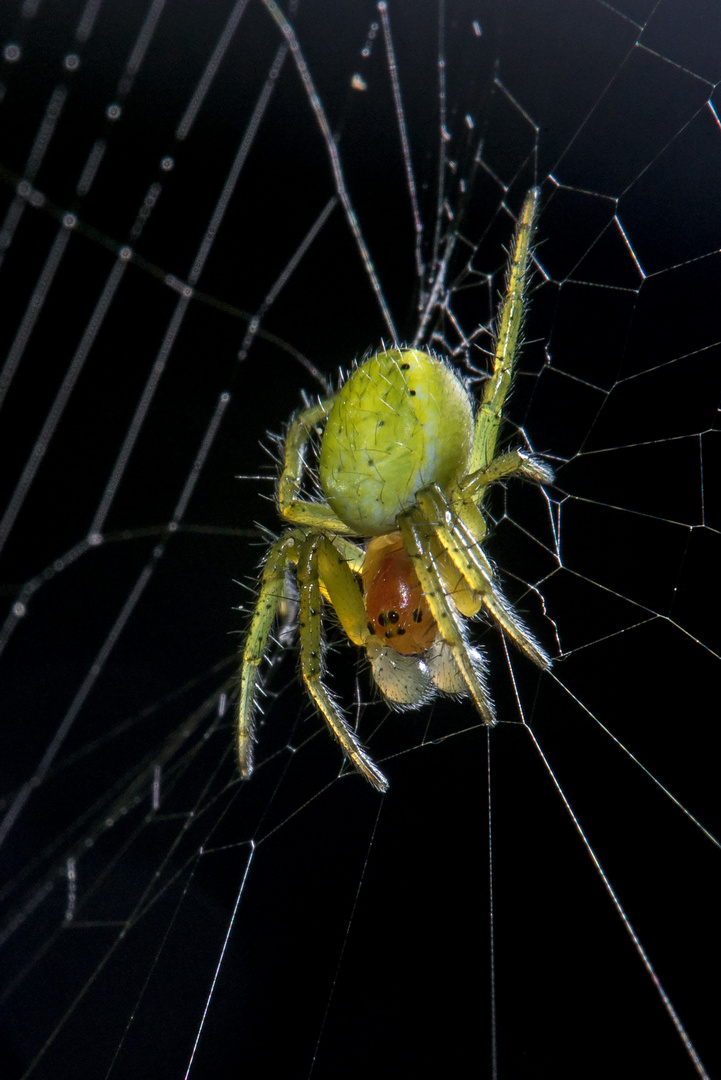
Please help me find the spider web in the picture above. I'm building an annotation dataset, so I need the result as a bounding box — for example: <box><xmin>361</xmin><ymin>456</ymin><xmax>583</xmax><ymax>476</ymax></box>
<box><xmin>0</xmin><ymin>0</ymin><xmax>719</xmax><ymax>1077</ymax></box>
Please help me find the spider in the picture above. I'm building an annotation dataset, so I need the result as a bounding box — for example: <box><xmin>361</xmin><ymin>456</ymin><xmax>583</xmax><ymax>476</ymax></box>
<box><xmin>238</xmin><ymin>188</ymin><xmax>553</xmax><ymax>792</ymax></box>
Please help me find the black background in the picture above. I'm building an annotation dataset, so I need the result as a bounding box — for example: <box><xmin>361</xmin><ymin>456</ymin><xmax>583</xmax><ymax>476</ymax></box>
<box><xmin>1</xmin><ymin>1</ymin><xmax>720</xmax><ymax>1077</ymax></box>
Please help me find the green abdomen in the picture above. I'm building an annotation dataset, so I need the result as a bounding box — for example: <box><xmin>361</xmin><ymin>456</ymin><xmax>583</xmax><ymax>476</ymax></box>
<box><xmin>319</xmin><ymin>349</ymin><xmax>474</xmax><ymax>535</ymax></box>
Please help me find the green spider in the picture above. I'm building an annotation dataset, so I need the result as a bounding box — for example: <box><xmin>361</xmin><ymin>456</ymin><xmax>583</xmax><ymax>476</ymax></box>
<box><xmin>238</xmin><ymin>189</ymin><xmax>553</xmax><ymax>792</ymax></box>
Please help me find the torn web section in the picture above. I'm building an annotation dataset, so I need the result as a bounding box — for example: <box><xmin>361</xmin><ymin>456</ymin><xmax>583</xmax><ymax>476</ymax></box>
<box><xmin>0</xmin><ymin>1</ymin><xmax>719</xmax><ymax>1079</ymax></box>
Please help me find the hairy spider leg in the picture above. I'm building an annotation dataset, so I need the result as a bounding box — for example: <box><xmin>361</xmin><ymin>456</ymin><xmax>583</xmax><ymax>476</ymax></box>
<box><xmin>277</xmin><ymin>397</ymin><xmax>353</xmax><ymax>532</ymax></box>
<box><xmin>416</xmin><ymin>485</ymin><xmax>551</xmax><ymax>669</ymax></box>
<box><xmin>397</xmin><ymin>509</ymin><xmax>495</xmax><ymax>725</ymax></box>
<box><xmin>460</xmin><ymin>448</ymin><xmax>554</xmax><ymax>501</ymax></box>
<box><xmin>296</xmin><ymin>535</ymin><xmax>389</xmax><ymax>791</ymax></box>
<box><xmin>470</xmin><ymin>187</ymin><xmax>539</xmax><ymax>479</ymax></box>
<box><xmin>239</xmin><ymin>529</ymin><xmax>387</xmax><ymax>789</ymax></box>
<box><xmin>315</xmin><ymin>535</ymin><xmax>368</xmax><ymax>644</ymax></box>
<box><xmin>238</xmin><ymin>530</ymin><xmax>305</xmax><ymax>777</ymax></box>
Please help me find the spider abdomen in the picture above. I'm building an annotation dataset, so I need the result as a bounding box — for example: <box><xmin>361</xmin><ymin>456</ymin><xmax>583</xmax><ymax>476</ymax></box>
<box><xmin>318</xmin><ymin>348</ymin><xmax>474</xmax><ymax>535</ymax></box>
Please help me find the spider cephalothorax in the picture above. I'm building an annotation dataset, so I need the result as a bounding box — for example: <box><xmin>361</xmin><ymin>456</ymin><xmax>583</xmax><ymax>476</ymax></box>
<box><xmin>238</xmin><ymin>189</ymin><xmax>553</xmax><ymax>791</ymax></box>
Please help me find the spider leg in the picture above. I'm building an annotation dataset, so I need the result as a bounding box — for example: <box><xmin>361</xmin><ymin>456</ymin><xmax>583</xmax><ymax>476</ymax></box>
<box><xmin>277</xmin><ymin>397</ymin><xmax>354</xmax><ymax>532</ymax></box>
<box><xmin>397</xmin><ymin>508</ymin><xmax>495</xmax><ymax>725</ymax></box>
<box><xmin>460</xmin><ymin>448</ymin><xmax>554</xmax><ymax>502</ymax></box>
<box><xmin>238</xmin><ymin>531</ymin><xmax>305</xmax><ymax>779</ymax></box>
<box><xmin>417</xmin><ymin>485</ymin><xmax>551</xmax><ymax>669</ymax></box>
<box><xmin>327</xmin><ymin>534</ymin><xmax>366</xmax><ymax>576</ymax></box>
<box><xmin>316</xmin><ymin>536</ymin><xmax>366</xmax><ymax>629</ymax></box>
<box><xmin>470</xmin><ymin>188</ymin><xmax>539</xmax><ymax>477</ymax></box>
<box><xmin>297</xmin><ymin>535</ymin><xmax>389</xmax><ymax>792</ymax></box>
